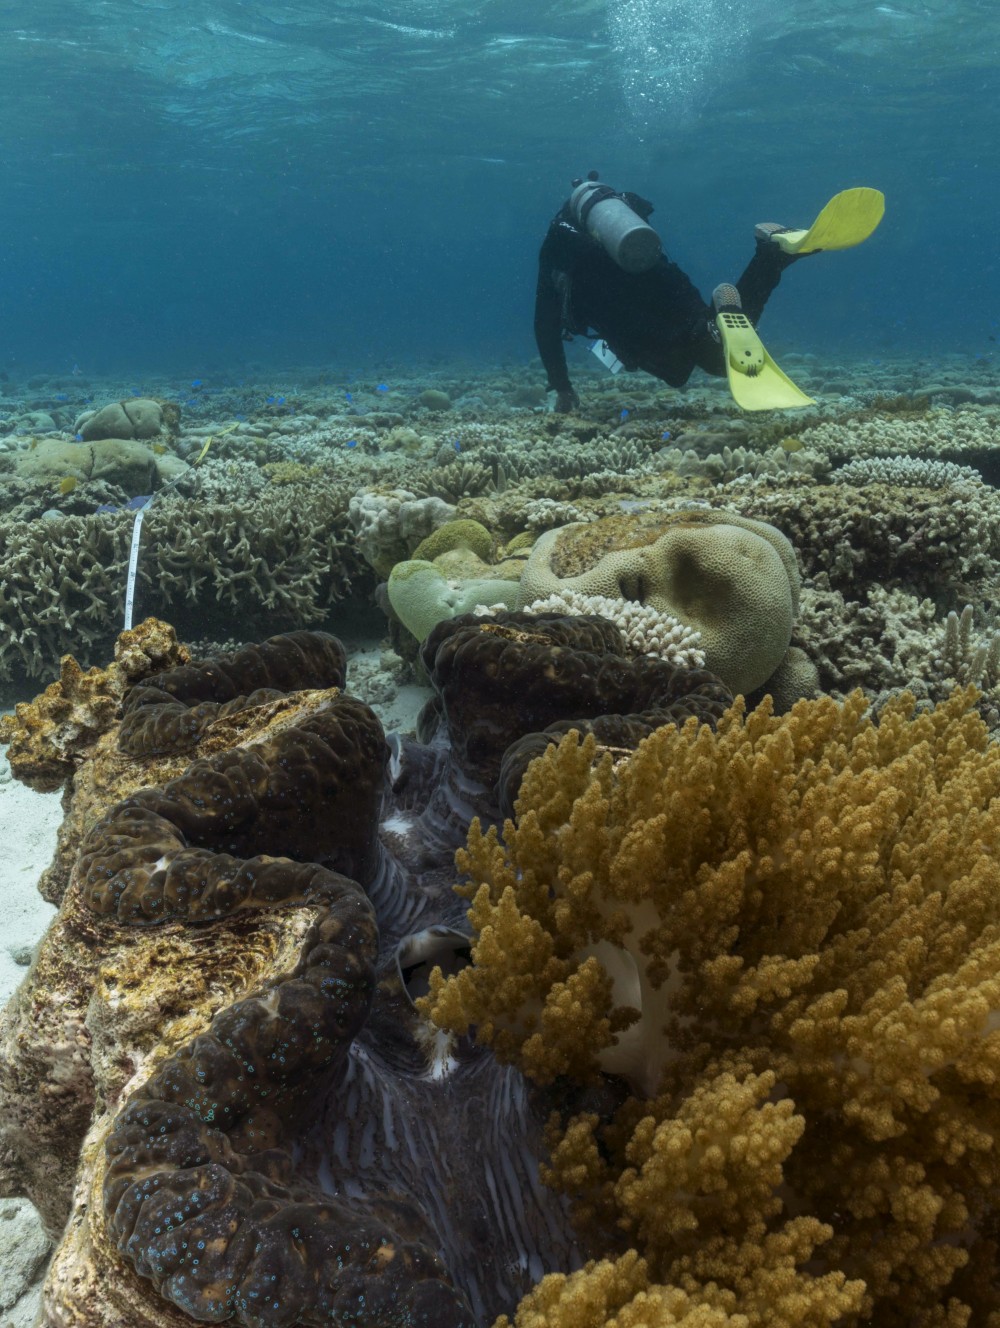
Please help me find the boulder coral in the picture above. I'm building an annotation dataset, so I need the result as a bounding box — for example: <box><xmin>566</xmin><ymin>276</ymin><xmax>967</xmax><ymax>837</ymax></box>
<box><xmin>387</xmin><ymin>555</ymin><xmax>522</xmax><ymax>642</ymax></box>
<box><xmin>76</xmin><ymin>398</ymin><xmax>170</xmax><ymax>442</ymax></box>
<box><xmin>516</xmin><ymin>510</ymin><xmax>802</xmax><ymax>696</ymax></box>
<box><xmin>0</xmin><ymin>437</ymin><xmax>172</xmax><ymax>496</ymax></box>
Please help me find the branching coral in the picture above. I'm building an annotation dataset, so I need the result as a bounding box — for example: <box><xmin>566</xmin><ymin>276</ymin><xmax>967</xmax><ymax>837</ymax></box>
<box><xmin>426</xmin><ymin>689</ymin><xmax>1000</xmax><ymax>1326</ymax></box>
<box><xmin>722</xmin><ymin>479</ymin><xmax>1000</xmax><ymax>603</ymax></box>
<box><xmin>521</xmin><ymin>591</ymin><xmax>705</xmax><ymax>669</ymax></box>
<box><xmin>800</xmin><ymin>409</ymin><xmax>1000</xmax><ymax>462</ymax></box>
<box><xmin>0</xmin><ymin>484</ymin><xmax>368</xmax><ymax>679</ymax></box>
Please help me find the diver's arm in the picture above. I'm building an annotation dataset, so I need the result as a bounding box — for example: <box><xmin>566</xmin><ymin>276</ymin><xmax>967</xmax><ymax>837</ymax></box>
<box><xmin>534</xmin><ymin>220</ymin><xmax>589</xmax><ymax>408</ymax></box>
<box><xmin>533</xmin><ymin>259</ymin><xmax>572</xmax><ymax>397</ymax></box>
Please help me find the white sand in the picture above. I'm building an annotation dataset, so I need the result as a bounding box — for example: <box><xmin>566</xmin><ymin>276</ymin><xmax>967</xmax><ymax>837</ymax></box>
<box><xmin>0</xmin><ymin>734</ymin><xmax>63</xmax><ymax>1328</ymax></box>
<box><xmin>0</xmin><ymin>739</ymin><xmax>62</xmax><ymax>1009</ymax></box>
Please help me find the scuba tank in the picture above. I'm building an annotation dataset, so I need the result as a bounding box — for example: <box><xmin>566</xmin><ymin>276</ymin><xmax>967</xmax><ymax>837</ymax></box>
<box><xmin>568</xmin><ymin>171</ymin><xmax>662</xmax><ymax>273</ymax></box>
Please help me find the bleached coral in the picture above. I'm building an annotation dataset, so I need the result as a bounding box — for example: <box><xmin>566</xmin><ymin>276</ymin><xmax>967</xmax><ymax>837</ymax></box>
<box><xmin>428</xmin><ymin>691</ymin><xmax>1000</xmax><ymax>1326</ymax></box>
<box><xmin>520</xmin><ymin>498</ymin><xmax>592</xmax><ymax>531</ymax></box>
<box><xmin>795</xmin><ymin>581</ymin><xmax>939</xmax><ymax>695</ymax></box>
<box><xmin>484</xmin><ymin>435</ymin><xmax>658</xmax><ymax>485</ymax></box>
<box><xmin>800</xmin><ymin>407</ymin><xmax>1000</xmax><ymax>462</ymax></box>
<box><xmin>835</xmin><ymin>454</ymin><xmax>983</xmax><ymax>487</ymax></box>
<box><xmin>348</xmin><ymin>488</ymin><xmax>456</xmax><ymax>577</ymax></box>
<box><xmin>523</xmin><ymin>590</ymin><xmax>705</xmax><ymax>669</ymax></box>
<box><xmin>660</xmin><ymin>443</ymin><xmax>829</xmax><ymax>485</ymax></box>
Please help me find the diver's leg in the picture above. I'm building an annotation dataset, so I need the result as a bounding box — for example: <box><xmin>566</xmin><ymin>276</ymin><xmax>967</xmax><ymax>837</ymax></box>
<box><xmin>734</xmin><ymin>233</ymin><xmax>805</xmax><ymax>325</ymax></box>
<box><xmin>577</xmin><ymin>253</ymin><xmax>725</xmax><ymax>385</ymax></box>
<box><xmin>651</xmin><ymin>257</ymin><xmax>726</xmax><ymax>380</ymax></box>
<box><xmin>687</xmin><ymin>311</ymin><xmax>727</xmax><ymax>378</ymax></box>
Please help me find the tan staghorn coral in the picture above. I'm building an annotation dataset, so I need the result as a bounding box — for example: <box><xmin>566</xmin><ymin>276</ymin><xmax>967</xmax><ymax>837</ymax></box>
<box><xmin>425</xmin><ymin>689</ymin><xmax>1000</xmax><ymax>1327</ymax></box>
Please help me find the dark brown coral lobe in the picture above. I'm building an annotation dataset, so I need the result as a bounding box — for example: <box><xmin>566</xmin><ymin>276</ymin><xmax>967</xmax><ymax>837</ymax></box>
<box><xmin>81</xmin><ymin>695</ymin><xmax>386</xmax><ymax>923</ymax></box>
<box><xmin>118</xmin><ymin>629</ymin><xmax>348</xmax><ymax>756</ymax></box>
<box><xmin>421</xmin><ymin>611</ymin><xmax>732</xmax><ymax>805</ymax></box>
<box><xmin>86</xmin><ymin>648</ymin><xmax>476</xmax><ymax>1326</ymax></box>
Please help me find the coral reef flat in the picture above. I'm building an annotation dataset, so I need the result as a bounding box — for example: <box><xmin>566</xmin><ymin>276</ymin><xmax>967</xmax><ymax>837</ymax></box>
<box><xmin>3</xmin><ymin>348</ymin><xmax>999</xmax><ymax>702</ymax></box>
<box><xmin>4</xmin><ymin>344</ymin><xmax>1000</xmax><ymax>1324</ymax></box>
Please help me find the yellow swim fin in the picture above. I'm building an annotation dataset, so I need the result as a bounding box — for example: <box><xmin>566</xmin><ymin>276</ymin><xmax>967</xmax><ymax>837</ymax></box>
<box><xmin>716</xmin><ymin>308</ymin><xmax>815</xmax><ymax>411</ymax></box>
<box><xmin>770</xmin><ymin>187</ymin><xmax>885</xmax><ymax>256</ymax></box>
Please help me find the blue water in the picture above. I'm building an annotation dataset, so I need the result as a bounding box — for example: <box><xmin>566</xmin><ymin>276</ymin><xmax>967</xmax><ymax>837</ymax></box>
<box><xmin>2</xmin><ymin>0</ymin><xmax>998</xmax><ymax>374</ymax></box>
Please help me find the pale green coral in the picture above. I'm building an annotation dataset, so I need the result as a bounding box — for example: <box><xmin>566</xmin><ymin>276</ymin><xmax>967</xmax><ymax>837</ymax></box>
<box><xmin>387</xmin><ymin>559</ymin><xmax>520</xmax><ymax>642</ymax></box>
<box><xmin>411</xmin><ymin>518</ymin><xmax>495</xmax><ymax>564</ymax></box>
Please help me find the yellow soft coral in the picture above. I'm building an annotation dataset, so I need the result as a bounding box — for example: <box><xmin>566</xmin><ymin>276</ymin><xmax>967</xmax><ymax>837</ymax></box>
<box><xmin>424</xmin><ymin>688</ymin><xmax>1000</xmax><ymax>1326</ymax></box>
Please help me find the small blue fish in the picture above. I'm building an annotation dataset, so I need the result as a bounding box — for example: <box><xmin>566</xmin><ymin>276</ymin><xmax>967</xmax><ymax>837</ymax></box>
<box><xmin>55</xmin><ymin>393</ymin><xmax>68</xmax><ymax>401</ymax></box>
<box><xmin>453</xmin><ymin>439</ymin><xmax>461</xmax><ymax>452</ymax></box>
<box><xmin>191</xmin><ymin>379</ymin><xmax>203</xmax><ymax>388</ymax></box>
<box><xmin>93</xmin><ymin>503</ymin><xmax>118</xmax><ymax>514</ymax></box>
<box><xmin>620</xmin><ymin>408</ymin><xmax>629</xmax><ymax>421</ymax></box>
<box><xmin>376</xmin><ymin>383</ymin><xmax>388</xmax><ymax>393</ymax></box>
<box><xmin>276</xmin><ymin>396</ymin><xmax>285</xmax><ymax>405</ymax></box>
<box><xmin>185</xmin><ymin>398</ymin><xmax>199</xmax><ymax>406</ymax></box>
<box><xmin>346</xmin><ymin>439</ymin><xmax>358</xmax><ymax>449</ymax></box>
<box><xmin>235</xmin><ymin>413</ymin><xmax>246</xmax><ymax>421</ymax></box>
<box><xmin>125</xmin><ymin>494</ymin><xmax>153</xmax><ymax>510</ymax></box>
<box><xmin>345</xmin><ymin>391</ymin><xmax>353</xmax><ymax>402</ymax></box>
<box><xmin>661</xmin><ymin>430</ymin><xmax>671</xmax><ymax>440</ymax></box>
<box><xmin>74</xmin><ymin>432</ymin><xmax>83</xmax><ymax>441</ymax></box>
<box><xmin>131</xmin><ymin>388</ymin><xmax>141</xmax><ymax>396</ymax></box>
<box><xmin>266</xmin><ymin>395</ymin><xmax>276</xmax><ymax>404</ymax></box>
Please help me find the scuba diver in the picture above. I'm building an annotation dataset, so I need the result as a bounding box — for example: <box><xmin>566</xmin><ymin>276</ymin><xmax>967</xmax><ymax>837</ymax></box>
<box><xmin>533</xmin><ymin>172</ymin><xmax>884</xmax><ymax>412</ymax></box>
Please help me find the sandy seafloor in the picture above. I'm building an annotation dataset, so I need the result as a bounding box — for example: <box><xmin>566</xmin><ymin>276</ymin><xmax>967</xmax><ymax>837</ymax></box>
<box><xmin>0</xmin><ymin>744</ymin><xmax>62</xmax><ymax>1328</ymax></box>
<box><xmin>2</xmin><ymin>346</ymin><xmax>1000</xmax><ymax>1322</ymax></box>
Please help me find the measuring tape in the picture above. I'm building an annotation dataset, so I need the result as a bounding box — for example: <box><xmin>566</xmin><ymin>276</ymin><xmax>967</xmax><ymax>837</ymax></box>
<box><xmin>121</xmin><ymin>424</ymin><xmax>235</xmax><ymax>630</ymax></box>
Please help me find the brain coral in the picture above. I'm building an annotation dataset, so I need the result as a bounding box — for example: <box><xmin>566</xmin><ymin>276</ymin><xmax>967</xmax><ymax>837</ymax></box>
<box><xmin>427</xmin><ymin>688</ymin><xmax>1000</xmax><ymax>1327</ymax></box>
<box><xmin>516</xmin><ymin>511</ymin><xmax>800</xmax><ymax>696</ymax></box>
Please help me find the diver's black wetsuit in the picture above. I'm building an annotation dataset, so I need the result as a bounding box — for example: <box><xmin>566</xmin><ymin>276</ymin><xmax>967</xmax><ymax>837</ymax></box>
<box><xmin>533</xmin><ymin>194</ymin><xmax>796</xmax><ymax>399</ymax></box>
